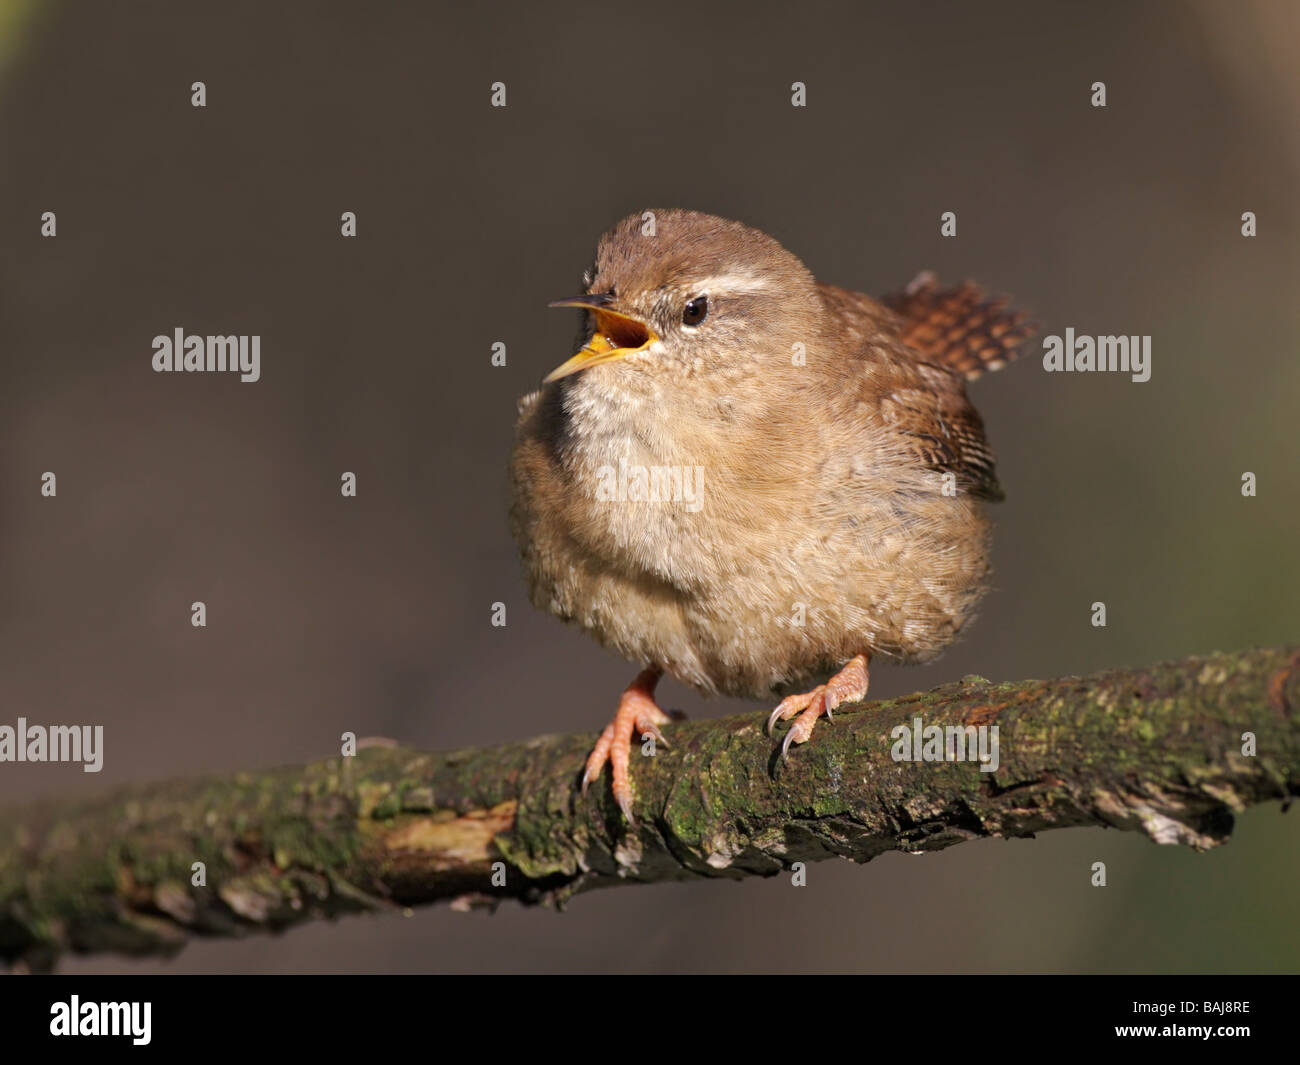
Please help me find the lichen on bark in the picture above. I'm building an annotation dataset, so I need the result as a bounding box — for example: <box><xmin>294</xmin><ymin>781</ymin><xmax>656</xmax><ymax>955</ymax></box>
<box><xmin>1</xmin><ymin>646</ymin><xmax>1296</xmax><ymax>970</ymax></box>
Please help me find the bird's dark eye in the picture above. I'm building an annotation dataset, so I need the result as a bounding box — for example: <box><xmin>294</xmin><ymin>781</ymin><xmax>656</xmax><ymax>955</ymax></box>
<box><xmin>682</xmin><ymin>295</ymin><xmax>708</xmax><ymax>326</ymax></box>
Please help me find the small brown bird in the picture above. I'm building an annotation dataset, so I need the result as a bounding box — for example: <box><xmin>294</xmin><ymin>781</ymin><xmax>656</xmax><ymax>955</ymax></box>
<box><xmin>510</xmin><ymin>209</ymin><xmax>1031</xmax><ymax>821</ymax></box>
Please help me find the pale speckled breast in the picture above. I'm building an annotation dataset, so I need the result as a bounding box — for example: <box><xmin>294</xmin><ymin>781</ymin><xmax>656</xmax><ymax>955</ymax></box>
<box><xmin>509</xmin><ymin>376</ymin><xmax>996</xmax><ymax>699</ymax></box>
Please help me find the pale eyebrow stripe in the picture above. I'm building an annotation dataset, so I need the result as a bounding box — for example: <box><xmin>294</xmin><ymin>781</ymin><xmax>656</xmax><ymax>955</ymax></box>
<box><xmin>685</xmin><ymin>273</ymin><xmax>775</xmax><ymax>295</ymax></box>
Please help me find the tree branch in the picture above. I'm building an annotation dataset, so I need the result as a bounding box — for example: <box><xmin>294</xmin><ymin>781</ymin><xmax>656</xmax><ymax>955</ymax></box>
<box><xmin>3</xmin><ymin>646</ymin><xmax>1297</xmax><ymax>969</ymax></box>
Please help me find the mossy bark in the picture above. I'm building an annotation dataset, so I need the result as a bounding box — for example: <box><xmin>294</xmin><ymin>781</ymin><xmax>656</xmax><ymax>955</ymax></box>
<box><xmin>2</xmin><ymin>646</ymin><xmax>1297</xmax><ymax>969</ymax></box>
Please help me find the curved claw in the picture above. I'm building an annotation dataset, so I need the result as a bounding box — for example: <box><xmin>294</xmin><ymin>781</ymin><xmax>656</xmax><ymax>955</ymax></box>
<box><xmin>766</xmin><ymin>705</ymin><xmax>787</xmax><ymax>736</ymax></box>
<box><xmin>780</xmin><ymin>728</ymin><xmax>798</xmax><ymax>763</ymax></box>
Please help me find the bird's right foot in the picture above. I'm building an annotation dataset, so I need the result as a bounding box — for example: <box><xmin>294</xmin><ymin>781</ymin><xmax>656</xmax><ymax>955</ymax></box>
<box><xmin>581</xmin><ymin>668</ymin><xmax>675</xmax><ymax>824</ymax></box>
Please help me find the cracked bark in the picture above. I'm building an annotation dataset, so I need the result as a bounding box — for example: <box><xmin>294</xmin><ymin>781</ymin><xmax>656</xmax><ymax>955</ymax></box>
<box><xmin>2</xmin><ymin>645</ymin><xmax>1297</xmax><ymax>970</ymax></box>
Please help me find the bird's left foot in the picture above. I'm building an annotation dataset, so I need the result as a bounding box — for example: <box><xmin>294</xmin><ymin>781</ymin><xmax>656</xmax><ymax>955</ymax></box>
<box><xmin>766</xmin><ymin>654</ymin><xmax>870</xmax><ymax>761</ymax></box>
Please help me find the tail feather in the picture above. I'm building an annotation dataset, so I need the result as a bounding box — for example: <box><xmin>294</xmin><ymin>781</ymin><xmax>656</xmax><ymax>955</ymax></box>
<box><xmin>884</xmin><ymin>271</ymin><xmax>1034</xmax><ymax>380</ymax></box>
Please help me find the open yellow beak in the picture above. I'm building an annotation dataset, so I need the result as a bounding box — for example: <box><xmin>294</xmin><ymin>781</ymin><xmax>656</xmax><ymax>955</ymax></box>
<box><xmin>544</xmin><ymin>296</ymin><xmax>658</xmax><ymax>383</ymax></box>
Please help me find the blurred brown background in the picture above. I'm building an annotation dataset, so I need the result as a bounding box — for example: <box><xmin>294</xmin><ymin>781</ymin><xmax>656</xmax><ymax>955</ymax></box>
<box><xmin>1</xmin><ymin>0</ymin><xmax>1297</xmax><ymax>972</ymax></box>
